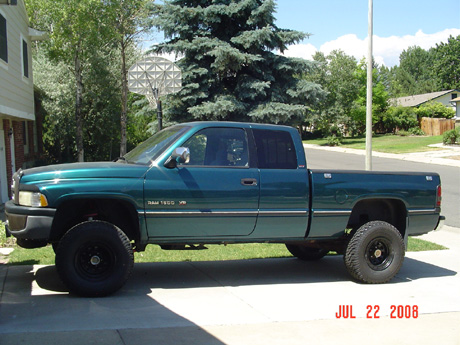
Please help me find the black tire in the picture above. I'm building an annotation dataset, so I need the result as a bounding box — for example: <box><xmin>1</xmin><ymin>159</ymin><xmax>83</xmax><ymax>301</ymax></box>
<box><xmin>55</xmin><ymin>221</ymin><xmax>134</xmax><ymax>297</ymax></box>
<box><xmin>286</xmin><ymin>244</ymin><xmax>329</xmax><ymax>261</ymax></box>
<box><xmin>344</xmin><ymin>221</ymin><xmax>405</xmax><ymax>284</ymax></box>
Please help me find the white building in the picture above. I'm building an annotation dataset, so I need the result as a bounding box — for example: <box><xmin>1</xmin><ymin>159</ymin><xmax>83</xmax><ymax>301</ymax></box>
<box><xmin>0</xmin><ymin>0</ymin><xmax>46</xmax><ymax>203</ymax></box>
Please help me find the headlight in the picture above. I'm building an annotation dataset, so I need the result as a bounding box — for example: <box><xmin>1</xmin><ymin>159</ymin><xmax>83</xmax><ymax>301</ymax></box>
<box><xmin>18</xmin><ymin>191</ymin><xmax>49</xmax><ymax>207</ymax></box>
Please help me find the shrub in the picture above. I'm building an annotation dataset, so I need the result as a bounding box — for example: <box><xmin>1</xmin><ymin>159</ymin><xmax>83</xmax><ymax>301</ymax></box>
<box><xmin>326</xmin><ymin>135</ymin><xmax>342</xmax><ymax>146</ymax></box>
<box><xmin>415</xmin><ymin>102</ymin><xmax>455</xmax><ymax>119</ymax></box>
<box><xmin>397</xmin><ymin>128</ymin><xmax>425</xmax><ymax>136</ymax></box>
<box><xmin>384</xmin><ymin>106</ymin><xmax>419</xmax><ymax>134</ymax></box>
<box><xmin>348</xmin><ymin>105</ymin><xmax>366</xmax><ymax>136</ymax></box>
<box><xmin>408</xmin><ymin>127</ymin><xmax>425</xmax><ymax>136</ymax></box>
<box><xmin>442</xmin><ymin>128</ymin><xmax>459</xmax><ymax>145</ymax></box>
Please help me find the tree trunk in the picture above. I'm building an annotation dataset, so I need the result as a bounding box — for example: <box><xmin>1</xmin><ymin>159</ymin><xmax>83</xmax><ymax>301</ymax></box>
<box><xmin>120</xmin><ymin>39</ymin><xmax>128</xmax><ymax>157</ymax></box>
<box><xmin>75</xmin><ymin>52</ymin><xmax>84</xmax><ymax>162</ymax></box>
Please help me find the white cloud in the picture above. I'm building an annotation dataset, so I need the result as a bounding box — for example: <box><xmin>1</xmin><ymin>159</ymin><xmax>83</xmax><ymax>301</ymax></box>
<box><xmin>282</xmin><ymin>28</ymin><xmax>460</xmax><ymax>67</ymax></box>
<box><xmin>281</xmin><ymin>43</ymin><xmax>318</xmax><ymax>60</ymax></box>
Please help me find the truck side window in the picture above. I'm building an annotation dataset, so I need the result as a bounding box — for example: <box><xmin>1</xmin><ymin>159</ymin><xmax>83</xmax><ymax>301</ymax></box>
<box><xmin>182</xmin><ymin>128</ymin><xmax>249</xmax><ymax>167</ymax></box>
<box><xmin>253</xmin><ymin>129</ymin><xmax>297</xmax><ymax>169</ymax></box>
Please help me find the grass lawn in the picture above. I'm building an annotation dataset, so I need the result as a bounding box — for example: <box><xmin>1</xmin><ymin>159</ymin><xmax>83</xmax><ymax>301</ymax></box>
<box><xmin>3</xmin><ymin>233</ymin><xmax>447</xmax><ymax>266</ymax></box>
<box><xmin>304</xmin><ymin>134</ymin><xmax>444</xmax><ymax>154</ymax></box>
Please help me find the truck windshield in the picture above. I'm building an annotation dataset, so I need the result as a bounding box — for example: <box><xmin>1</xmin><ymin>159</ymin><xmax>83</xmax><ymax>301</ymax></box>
<box><xmin>124</xmin><ymin>125</ymin><xmax>190</xmax><ymax>165</ymax></box>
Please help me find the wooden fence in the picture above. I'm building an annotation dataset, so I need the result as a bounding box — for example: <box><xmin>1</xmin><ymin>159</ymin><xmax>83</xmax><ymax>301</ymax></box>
<box><xmin>420</xmin><ymin>117</ymin><xmax>455</xmax><ymax>136</ymax></box>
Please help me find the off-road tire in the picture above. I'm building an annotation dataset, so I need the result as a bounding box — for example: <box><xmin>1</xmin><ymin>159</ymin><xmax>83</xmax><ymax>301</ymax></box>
<box><xmin>344</xmin><ymin>221</ymin><xmax>405</xmax><ymax>284</ymax></box>
<box><xmin>286</xmin><ymin>244</ymin><xmax>329</xmax><ymax>261</ymax></box>
<box><xmin>55</xmin><ymin>221</ymin><xmax>134</xmax><ymax>297</ymax></box>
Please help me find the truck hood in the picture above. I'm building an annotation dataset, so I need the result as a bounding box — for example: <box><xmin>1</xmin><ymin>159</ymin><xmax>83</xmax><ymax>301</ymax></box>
<box><xmin>20</xmin><ymin>162</ymin><xmax>150</xmax><ymax>183</ymax></box>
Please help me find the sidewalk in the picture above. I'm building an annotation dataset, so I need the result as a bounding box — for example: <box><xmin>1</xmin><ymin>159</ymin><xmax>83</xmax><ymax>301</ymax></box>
<box><xmin>303</xmin><ymin>142</ymin><xmax>460</xmax><ymax>168</ymax></box>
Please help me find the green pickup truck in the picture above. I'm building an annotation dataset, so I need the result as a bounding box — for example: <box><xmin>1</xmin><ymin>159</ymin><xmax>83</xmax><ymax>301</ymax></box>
<box><xmin>5</xmin><ymin>122</ymin><xmax>442</xmax><ymax>296</ymax></box>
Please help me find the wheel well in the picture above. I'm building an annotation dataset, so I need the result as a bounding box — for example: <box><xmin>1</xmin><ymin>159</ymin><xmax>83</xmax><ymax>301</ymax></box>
<box><xmin>347</xmin><ymin>199</ymin><xmax>407</xmax><ymax>237</ymax></box>
<box><xmin>50</xmin><ymin>199</ymin><xmax>140</xmax><ymax>244</ymax></box>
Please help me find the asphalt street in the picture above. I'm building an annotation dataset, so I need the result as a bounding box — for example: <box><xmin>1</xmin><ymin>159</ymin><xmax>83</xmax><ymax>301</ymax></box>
<box><xmin>305</xmin><ymin>146</ymin><xmax>460</xmax><ymax>228</ymax></box>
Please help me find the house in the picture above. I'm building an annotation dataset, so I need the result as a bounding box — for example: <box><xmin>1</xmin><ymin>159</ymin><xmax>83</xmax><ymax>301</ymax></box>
<box><xmin>391</xmin><ymin>89</ymin><xmax>459</xmax><ymax>112</ymax></box>
<box><xmin>451</xmin><ymin>96</ymin><xmax>460</xmax><ymax>120</ymax></box>
<box><xmin>0</xmin><ymin>0</ymin><xmax>47</xmax><ymax>203</ymax></box>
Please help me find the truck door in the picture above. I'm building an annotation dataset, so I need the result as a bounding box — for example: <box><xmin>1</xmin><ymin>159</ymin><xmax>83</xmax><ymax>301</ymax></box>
<box><xmin>144</xmin><ymin>127</ymin><xmax>259</xmax><ymax>238</ymax></box>
<box><xmin>251</xmin><ymin>128</ymin><xmax>310</xmax><ymax>238</ymax></box>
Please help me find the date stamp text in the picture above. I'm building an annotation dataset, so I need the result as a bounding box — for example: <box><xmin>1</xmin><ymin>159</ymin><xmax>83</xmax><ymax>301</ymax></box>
<box><xmin>335</xmin><ymin>305</ymin><xmax>419</xmax><ymax>319</ymax></box>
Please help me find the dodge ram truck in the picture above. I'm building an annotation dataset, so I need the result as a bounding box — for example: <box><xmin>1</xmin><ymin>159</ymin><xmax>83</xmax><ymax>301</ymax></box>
<box><xmin>5</xmin><ymin>122</ymin><xmax>443</xmax><ymax>296</ymax></box>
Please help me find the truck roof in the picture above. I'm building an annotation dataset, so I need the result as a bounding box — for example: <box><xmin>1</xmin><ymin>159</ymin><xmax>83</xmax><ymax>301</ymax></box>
<box><xmin>180</xmin><ymin>121</ymin><xmax>296</xmax><ymax>131</ymax></box>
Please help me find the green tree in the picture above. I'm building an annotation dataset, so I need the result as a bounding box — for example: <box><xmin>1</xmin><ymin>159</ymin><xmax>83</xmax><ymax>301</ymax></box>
<box><xmin>391</xmin><ymin>46</ymin><xmax>437</xmax><ymax>97</ymax></box>
<box><xmin>308</xmin><ymin>50</ymin><xmax>359</xmax><ymax>135</ymax></box>
<box><xmin>151</xmin><ymin>0</ymin><xmax>324</xmax><ymax>126</ymax></box>
<box><xmin>27</xmin><ymin>0</ymin><xmax>112</xmax><ymax>161</ymax></box>
<box><xmin>351</xmin><ymin>60</ymin><xmax>390</xmax><ymax>135</ymax></box>
<box><xmin>27</xmin><ymin>0</ymin><xmax>152</xmax><ymax>162</ymax></box>
<box><xmin>32</xmin><ymin>50</ymin><xmax>76</xmax><ymax>162</ymax></box>
<box><xmin>432</xmin><ymin>35</ymin><xmax>460</xmax><ymax>90</ymax></box>
<box><xmin>33</xmin><ymin>45</ymin><xmax>125</xmax><ymax>162</ymax></box>
<box><xmin>103</xmin><ymin>0</ymin><xmax>155</xmax><ymax>157</ymax></box>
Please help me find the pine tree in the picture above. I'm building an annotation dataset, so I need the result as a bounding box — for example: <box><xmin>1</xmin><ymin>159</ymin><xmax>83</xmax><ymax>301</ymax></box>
<box><xmin>152</xmin><ymin>0</ymin><xmax>324</xmax><ymax>126</ymax></box>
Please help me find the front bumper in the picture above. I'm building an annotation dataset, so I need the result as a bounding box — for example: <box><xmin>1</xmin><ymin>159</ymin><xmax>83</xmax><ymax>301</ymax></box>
<box><xmin>5</xmin><ymin>200</ymin><xmax>56</xmax><ymax>240</ymax></box>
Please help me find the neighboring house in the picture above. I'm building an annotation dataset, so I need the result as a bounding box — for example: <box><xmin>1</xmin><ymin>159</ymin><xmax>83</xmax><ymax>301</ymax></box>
<box><xmin>450</xmin><ymin>96</ymin><xmax>460</xmax><ymax>119</ymax></box>
<box><xmin>391</xmin><ymin>89</ymin><xmax>459</xmax><ymax>113</ymax></box>
<box><xmin>0</xmin><ymin>0</ymin><xmax>46</xmax><ymax>203</ymax></box>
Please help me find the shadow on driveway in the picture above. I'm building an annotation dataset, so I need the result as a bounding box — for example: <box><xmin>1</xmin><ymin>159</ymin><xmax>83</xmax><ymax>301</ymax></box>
<box><xmin>0</xmin><ymin>255</ymin><xmax>456</xmax><ymax>338</ymax></box>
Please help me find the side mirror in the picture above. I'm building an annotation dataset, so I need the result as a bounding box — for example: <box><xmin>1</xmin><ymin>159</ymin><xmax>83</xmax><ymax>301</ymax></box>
<box><xmin>164</xmin><ymin>147</ymin><xmax>190</xmax><ymax>169</ymax></box>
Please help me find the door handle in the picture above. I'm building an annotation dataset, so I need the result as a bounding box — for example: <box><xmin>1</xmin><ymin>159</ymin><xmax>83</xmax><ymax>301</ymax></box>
<box><xmin>241</xmin><ymin>178</ymin><xmax>258</xmax><ymax>186</ymax></box>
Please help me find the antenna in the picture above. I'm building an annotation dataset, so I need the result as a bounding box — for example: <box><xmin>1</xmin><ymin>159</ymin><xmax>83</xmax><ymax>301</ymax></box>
<box><xmin>128</xmin><ymin>56</ymin><xmax>182</xmax><ymax>131</ymax></box>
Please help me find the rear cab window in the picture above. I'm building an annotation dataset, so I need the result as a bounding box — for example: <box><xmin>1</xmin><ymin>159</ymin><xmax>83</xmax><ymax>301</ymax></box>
<box><xmin>252</xmin><ymin>129</ymin><xmax>297</xmax><ymax>169</ymax></box>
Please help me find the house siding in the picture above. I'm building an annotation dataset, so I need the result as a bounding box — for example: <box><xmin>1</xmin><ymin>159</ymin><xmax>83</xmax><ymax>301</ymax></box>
<box><xmin>1</xmin><ymin>0</ymin><xmax>43</xmax><ymax>203</ymax></box>
<box><xmin>431</xmin><ymin>93</ymin><xmax>457</xmax><ymax>108</ymax></box>
<box><xmin>0</xmin><ymin>1</ymin><xmax>34</xmax><ymax>121</ymax></box>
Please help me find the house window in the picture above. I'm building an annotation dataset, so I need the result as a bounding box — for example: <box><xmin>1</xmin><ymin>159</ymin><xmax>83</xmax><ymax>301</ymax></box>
<box><xmin>452</xmin><ymin>93</ymin><xmax>458</xmax><ymax>100</ymax></box>
<box><xmin>22</xmin><ymin>121</ymin><xmax>27</xmax><ymax>145</ymax></box>
<box><xmin>22</xmin><ymin>39</ymin><xmax>28</xmax><ymax>78</ymax></box>
<box><xmin>0</xmin><ymin>13</ymin><xmax>7</xmax><ymax>63</ymax></box>
<box><xmin>23</xmin><ymin>121</ymin><xmax>29</xmax><ymax>155</ymax></box>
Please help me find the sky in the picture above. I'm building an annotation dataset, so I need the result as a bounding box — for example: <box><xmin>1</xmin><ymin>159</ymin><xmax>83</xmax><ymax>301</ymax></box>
<box><xmin>274</xmin><ymin>0</ymin><xmax>460</xmax><ymax>66</ymax></box>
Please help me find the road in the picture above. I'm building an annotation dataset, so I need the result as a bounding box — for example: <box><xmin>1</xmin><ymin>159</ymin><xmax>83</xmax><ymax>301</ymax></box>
<box><xmin>305</xmin><ymin>147</ymin><xmax>460</xmax><ymax>228</ymax></box>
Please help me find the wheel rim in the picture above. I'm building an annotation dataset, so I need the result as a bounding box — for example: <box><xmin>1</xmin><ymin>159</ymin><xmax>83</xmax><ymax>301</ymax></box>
<box><xmin>365</xmin><ymin>237</ymin><xmax>393</xmax><ymax>271</ymax></box>
<box><xmin>75</xmin><ymin>241</ymin><xmax>116</xmax><ymax>281</ymax></box>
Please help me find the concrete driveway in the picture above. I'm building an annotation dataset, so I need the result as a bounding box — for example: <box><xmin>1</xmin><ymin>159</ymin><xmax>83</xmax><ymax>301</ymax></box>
<box><xmin>1</xmin><ymin>226</ymin><xmax>459</xmax><ymax>345</ymax></box>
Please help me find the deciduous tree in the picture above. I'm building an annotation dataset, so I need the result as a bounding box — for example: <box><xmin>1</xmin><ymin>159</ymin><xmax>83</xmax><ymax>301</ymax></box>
<box><xmin>27</xmin><ymin>0</ymin><xmax>111</xmax><ymax>161</ymax></box>
<box><xmin>432</xmin><ymin>35</ymin><xmax>460</xmax><ymax>90</ymax></box>
<box><xmin>103</xmin><ymin>0</ymin><xmax>155</xmax><ymax>157</ymax></box>
<box><xmin>391</xmin><ymin>46</ymin><xmax>436</xmax><ymax>97</ymax></box>
<box><xmin>308</xmin><ymin>50</ymin><xmax>359</xmax><ymax>135</ymax></box>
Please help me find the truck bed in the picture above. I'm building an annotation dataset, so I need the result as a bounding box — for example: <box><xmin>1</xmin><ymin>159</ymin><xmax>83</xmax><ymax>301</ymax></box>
<box><xmin>308</xmin><ymin>169</ymin><xmax>441</xmax><ymax>239</ymax></box>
